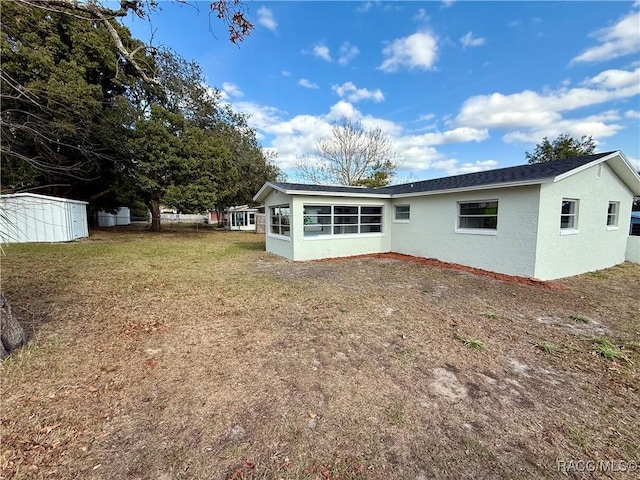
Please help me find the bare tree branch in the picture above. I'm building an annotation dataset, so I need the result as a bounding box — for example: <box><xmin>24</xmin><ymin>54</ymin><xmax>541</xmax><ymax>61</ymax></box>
<box><xmin>294</xmin><ymin>118</ymin><xmax>400</xmax><ymax>186</ymax></box>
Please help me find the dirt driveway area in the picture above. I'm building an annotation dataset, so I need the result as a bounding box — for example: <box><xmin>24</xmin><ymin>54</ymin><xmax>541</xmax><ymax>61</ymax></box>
<box><xmin>1</xmin><ymin>228</ymin><xmax>639</xmax><ymax>479</ymax></box>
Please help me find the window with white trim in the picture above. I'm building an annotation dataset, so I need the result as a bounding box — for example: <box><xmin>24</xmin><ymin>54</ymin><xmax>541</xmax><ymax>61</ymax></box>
<box><xmin>607</xmin><ymin>202</ymin><xmax>619</xmax><ymax>227</ymax></box>
<box><xmin>270</xmin><ymin>205</ymin><xmax>290</xmax><ymax>236</ymax></box>
<box><xmin>560</xmin><ymin>199</ymin><xmax>578</xmax><ymax>230</ymax></box>
<box><xmin>394</xmin><ymin>205</ymin><xmax>410</xmax><ymax>221</ymax></box>
<box><xmin>457</xmin><ymin>201</ymin><xmax>498</xmax><ymax>230</ymax></box>
<box><xmin>303</xmin><ymin>205</ymin><xmax>383</xmax><ymax>236</ymax></box>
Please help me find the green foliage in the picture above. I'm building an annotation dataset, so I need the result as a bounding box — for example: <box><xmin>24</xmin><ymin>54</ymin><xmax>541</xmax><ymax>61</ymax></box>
<box><xmin>592</xmin><ymin>338</ymin><xmax>622</xmax><ymax>360</ymax></box>
<box><xmin>461</xmin><ymin>336</ymin><xmax>484</xmax><ymax>349</ymax></box>
<box><xmin>525</xmin><ymin>134</ymin><xmax>596</xmax><ymax>164</ymax></box>
<box><xmin>536</xmin><ymin>342</ymin><xmax>557</xmax><ymax>354</ymax></box>
<box><xmin>1</xmin><ymin>4</ymin><xmax>277</xmax><ymax>231</ymax></box>
<box><xmin>569</xmin><ymin>315</ymin><xmax>590</xmax><ymax>324</ymax></box>
<box><xmin>0</xmin><ymin>1</ymin><xmax>149</xmax><ymax>208</ymax></box>
<box><xmin>353</xmin><ymin>160</ymin><xmax>397</xmax><ymax>188</ymax></box>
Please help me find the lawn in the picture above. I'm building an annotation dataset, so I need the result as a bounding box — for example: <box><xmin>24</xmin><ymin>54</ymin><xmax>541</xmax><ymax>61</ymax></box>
<box><xmin>1</xmin><ymin>227</ymin><xmax>639</xmax><ymax>479</ymax></box>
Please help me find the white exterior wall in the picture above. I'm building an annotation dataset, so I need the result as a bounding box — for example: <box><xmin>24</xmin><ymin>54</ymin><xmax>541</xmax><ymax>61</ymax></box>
<box><xmin>263</xmin><ymin>190</ymin><xmax>294</xmax><ymax>260</ymax></box>
<box><xmin>0</xmin><ymin>194</ymin><xmax>88</xmax><ymax>243</ymax></box>
<box><xmin>534</xmin><ymin>163</ymin><xmax>634</xmax><ymax>280</ymax></box>
<box><xmin>626</xmin><ymin>236</ymin><xmax>640</xmax><ymax>263</ymax></box>
<box><xmin>390</xmin><ymin>186</ymin><xmax>541</xmax><ymax>278</ymax></box>
<box><xmin>290</xmin><ymin>195</ymin><xmax>391</xmax><ymax>261</ymax></box>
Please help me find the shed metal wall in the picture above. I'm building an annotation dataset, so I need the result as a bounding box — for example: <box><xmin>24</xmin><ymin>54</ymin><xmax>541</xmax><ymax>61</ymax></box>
<box><xmin>0</xmin><ymin>194</ymin><xmax>88</xmax><ymax>243</ymax></box>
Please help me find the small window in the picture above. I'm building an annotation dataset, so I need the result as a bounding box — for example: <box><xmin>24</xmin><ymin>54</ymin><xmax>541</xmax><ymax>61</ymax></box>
<box><xmin>270</xmin><ymin>205</ymin><xmax>290</xmax><ymax>236</ymax></box>
<box><xmin>394</xmin><ymin>205</ymin><xmax>410</xmax><ymax>221</ymax></box>
<box><xmin>607</xmin><ymin>202</ymin><xmax>619</xmax><ymax>228</ymax></box>
<box><xmin>458</xmin><ymin>201</ymin><xmax>498</xmax><ymax>230</ymax></box>
<box><xmin>560</xmin><ymin>199</ymin><xmax>578</xmax><ymax>231</ymax></box>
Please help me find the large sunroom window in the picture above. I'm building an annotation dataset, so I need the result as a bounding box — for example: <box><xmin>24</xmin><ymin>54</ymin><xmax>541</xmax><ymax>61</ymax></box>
<box><xmin>457</xmin><ymin>201</ymin><xmax>498</xmax><ymax>230</ymax></box>
<box><xmin>303</xmin><ymin>205</ymin><xmax>383</xmax><ymax>236</ymax></box>
<box><xmin>270</xmin><ymin>205</ymin><xmax>290</xmax><ymax>236</ymax></box>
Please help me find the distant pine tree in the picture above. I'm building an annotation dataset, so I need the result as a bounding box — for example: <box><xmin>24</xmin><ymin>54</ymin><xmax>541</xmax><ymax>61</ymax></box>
<box><xmin>525</xmin><ymin>134</ymin><xmax>596</xmax><ymax>164</ymax></box>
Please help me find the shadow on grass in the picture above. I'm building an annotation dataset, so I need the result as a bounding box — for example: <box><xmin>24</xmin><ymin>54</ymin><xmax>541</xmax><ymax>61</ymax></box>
<box><xmin>234</xmin><ymin>241</ymin><xmax>266</xmax><ymax>251</ymax></box>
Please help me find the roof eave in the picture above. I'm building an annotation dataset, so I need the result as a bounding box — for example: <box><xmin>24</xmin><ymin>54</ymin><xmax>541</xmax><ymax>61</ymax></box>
<box><xmin>253</xmin><ymin>182</ymin><xmax>285</xmax><ymax>203</ymax></box>
<box><xmin>282</xmin><ymin>190</ymin><xmax>391</xmax><ymax>199</ymax></box>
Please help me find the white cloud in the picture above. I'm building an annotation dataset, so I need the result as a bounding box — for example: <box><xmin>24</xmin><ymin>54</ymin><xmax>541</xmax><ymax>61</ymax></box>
<box><xmin>441</xmin><ymin>0</ymin><xmax>455</xmax><ymax>9</ymax></box>
<box><xmin>418</xmin><ymin>113</ymin><xmax>436</xmax><ymax>121</ymax></box>
<box><xmin>313</xmin><ymin>43</ymin><xmax>332</xmax><ymax>62</ymax></box>
<box><xmin>233</xmin><ymin>101</ymin><xmax>281</xmax><ymax>131</ymax></box>
<box><xmin>627</xmin><ymin>156</ymin><xmax>640</xmax><ymax>171</ymax></box>
<box><xmin>357</xmin><ymin>1</ymin><xmax>373</xmax><ymax>13</ymax></box>
<box><xmin>433</xmin><ymin>159</ymin><xmax>498</xmax><ymax>176</ymax></box>
<box><xmin>379</xmin><ymin>31</ymin><xmax>438</xmax><ymax>72</ymax></box>
<box><xmin>257</xmin><ymin>6</ymin><xmax>278</xmax><ymax>32</ymax></box>
<box><xmin>456</xmin><ymin>67</ymin><xmax>640</xmax><ymax>130</ymax></box>
<box><xmin>625</xmin><ymin>110</ymin><xmax>640</xmax><ymax>119</ymax></box>
<box><xmin>338</xmin><ymin>42</ymin><xmax>360</xmax><ymax>65</ymax></box>
<box><xmin>332</xmin><ymin>82</ymin><xmax>384</xmax><ymax>103</ymax></box>
<box><xmin>222</xmin><ymin>82</ymin><xmax>243</xmax><ymax>98</ymax></box>
<box><xmin>460</xmin><ymin>31</ymin><xmax>485</xmax><ymax>48</ymax></box>
<box><xmin>326</xmin><ymin>100</ymin><xmax>360</xmax><ymax>122</ymax></box>
<box><xmin>571</xmin><ymin>9</ymin><xmax>640</xmax><ymax>64</ymax></box>
<box><xmin>232</xmin><ymin>98</ymin><xmax>491</xmax><ymax>176</ymax></box>
<box><xmin>584</xmin><ymin>68</ymin><xmax>640</xmax><ymax>89</ymax></box>
<box><xmin>502</xmin><ymin>111</ymin><xmax>623</xmax><ymax>144</ymax></box>
<box><xmin>413</xmin><ymin>8</ymin><xmax>428</xmax><ymax>21</ymax></box>
<box><xmin>281</xmin><ymin>70</ymin><xmax>291</xmax><ymax>77</ymax></box>
<box><xmin>298</xmin><ymin>78</ymin><xmax>319</xmax><ymax>89</ymax></box>
<box><xmin>420</xmin><ymin>127</ymin><xmax>489</xmax><ymax>145</ymax></box>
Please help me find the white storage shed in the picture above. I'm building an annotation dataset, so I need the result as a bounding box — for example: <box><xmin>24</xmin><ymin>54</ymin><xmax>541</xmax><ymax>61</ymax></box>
<box><xmin>0</xmin><ymin>193</ymin><xmax>89</xmax><ymax>243</ymax></box>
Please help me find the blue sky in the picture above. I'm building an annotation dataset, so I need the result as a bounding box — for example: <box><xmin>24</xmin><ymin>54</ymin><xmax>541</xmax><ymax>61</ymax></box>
<box><xmin>123</xmin><ymin>1</ymin><xmax>640</xmax><ymax>182</ymax></box>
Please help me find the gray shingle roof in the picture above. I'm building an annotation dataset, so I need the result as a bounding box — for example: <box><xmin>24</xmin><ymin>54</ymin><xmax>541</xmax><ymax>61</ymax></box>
<box><xmin>268</xmin><ymin>182</ymin><xmax>382</xmax><ymax>195</ymax></box>
<box><xmin>271</xmin><ymin>152</ymin><xmax>615</xmax><ymax>197</ymax></box>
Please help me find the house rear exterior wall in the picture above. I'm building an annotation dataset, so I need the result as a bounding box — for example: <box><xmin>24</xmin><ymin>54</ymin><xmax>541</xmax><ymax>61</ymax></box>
<box><xmin>290</xmin><ymin>195</ymin><xmax>391</xmax><ymax>261</ymax></box>
<box><xmin>390</xmin><ymin>186</ymin><xmax>541</xmax><ymax>278</ymax></box>
<box><xmin>534</xmin><ymin>162</ymin><xmax>634</xmax><ymax>280</ymax></box>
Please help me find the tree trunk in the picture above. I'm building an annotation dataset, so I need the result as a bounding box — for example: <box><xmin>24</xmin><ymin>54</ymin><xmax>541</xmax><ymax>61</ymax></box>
<box><xmin>1</xmin><ymin>294</ymin><xmax>26</xmax><ymax>359</ymax></box>
<box><xmin>149</xmin><ymin>199</ymin><xmax>161</xmax><ymax>232</ymax></box>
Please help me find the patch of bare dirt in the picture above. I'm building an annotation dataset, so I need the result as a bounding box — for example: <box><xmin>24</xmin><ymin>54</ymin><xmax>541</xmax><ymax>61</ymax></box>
<box><xmin>1</xmin><ymin>230</ymin><xmax>639</xmax><ymax>479</ymax></box>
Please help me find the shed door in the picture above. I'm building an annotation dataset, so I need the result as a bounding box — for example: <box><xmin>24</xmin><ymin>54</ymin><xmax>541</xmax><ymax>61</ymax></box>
<box><xmin>70</xmin><ymin>203</ymin><xmax>85</xmax><ymax>239</ymax></box>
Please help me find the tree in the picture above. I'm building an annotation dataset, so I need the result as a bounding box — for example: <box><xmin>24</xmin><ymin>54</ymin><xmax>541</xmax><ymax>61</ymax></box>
<box><xmin>0</xmin><ymin>0</ymin><xmax>148</xmax><ymax>204</ymax></box>
<box><xmin>0</xmin><ymin>294</ymin><xmax>26</xmax><ymax>359</ymax></box>
<box><xmin>293</xmin><ymin>118</ymin><xmax>400</xmax><ymax>186</ymax></box>
<box><xmin>1</xmin><ymin>1</ymin><xmax>257</xmax><ymax>356</ymax></box>
<box><xmin>525</xmin><ymin>134</ymin><xmax>596</xmax><ymax>164</ymax></box>
<box><xmin>1</xmin><ymin>0</ymin><xmax>254</xmax><ymax>201</ymax></box>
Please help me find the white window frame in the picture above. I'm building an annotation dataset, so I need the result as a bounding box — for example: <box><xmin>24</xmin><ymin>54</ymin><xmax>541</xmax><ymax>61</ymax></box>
<box><xmin>560</xmin><ymin>198</ymin><xmax>579</xmax><ymax>235</ymax></box>
<box><xmin>303</xmin><ymin>204</ymin><xmax>383</xmax><ymax>238</ymax></box>
<box><xmin>269</xmin><ymin>204</ymin><xmax>291</xmax><ymax>239</ymax></box>
<box><xmin>455</xmin><ymin>200</ymin><xmax>498</xmax><ymax>236</ymax></box>
<box><xmin>394</xmin><ymin>205</ymin><xmax>410</xmax><ymax>222</ymax></box>
<box><xmin>606</xmin><ymin>201</ymin><xmax>619</xmax><ymax>230</ymax></box>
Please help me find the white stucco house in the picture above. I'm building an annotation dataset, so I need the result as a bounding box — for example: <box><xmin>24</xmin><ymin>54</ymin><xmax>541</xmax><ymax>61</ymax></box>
<box><xmin>254</xmin><ymin>151</ymin><xmax>640</xmax><ymax>280</ymax></box>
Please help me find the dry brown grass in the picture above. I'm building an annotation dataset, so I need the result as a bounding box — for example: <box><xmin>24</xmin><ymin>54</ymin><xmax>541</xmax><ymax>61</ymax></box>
<box><xmin>1</xmin><ymin>226</ymin><xmax>639</xmax><ymax>479</ymax></box>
